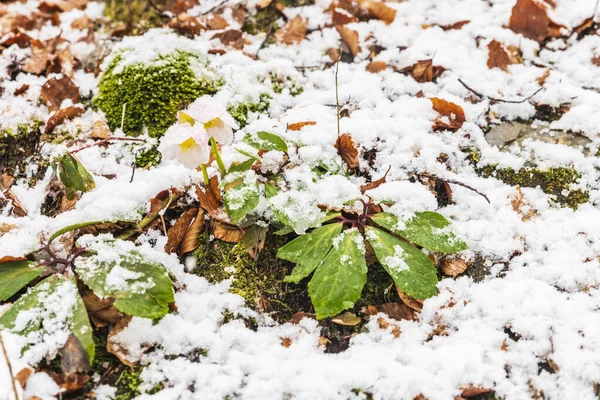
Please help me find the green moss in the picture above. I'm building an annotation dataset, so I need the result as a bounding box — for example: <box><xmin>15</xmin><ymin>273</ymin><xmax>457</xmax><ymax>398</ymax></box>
<box><xmin>227</xmin><ymin>93</ymin><xmax>272</xmax><ymax>128</ymax></box>
<box><xmin>271</xmin><ymin>74</ymin><xmax>304</xmax><ymax>96</ymax></box>
<box><xmin>136</xmin><ymin>146</ymin><xmax>162</xmax><ymax>169</ymax></box>
<box><xmin>193</xmin><ymin>231</ymin><xmax>307</xmax><ymax>322</ymax></box>
<box><xmin>0</xmin><ymin>120</ymin><xmax>44</xmax><ymax>179</ymax></box>
<box><xmin>94</xmin><ymin>51</ymin><xmax>221</xmax><ymax>138</ymax></box>
<box><xmin>355</xmin><ymin>264</ymin><xmax>398</xmax><ymax>309</ymax></box>
<box><xmin>242</xmin><ymin>6</ymin><xmax>280</xmax><ymax>35</ymax></box>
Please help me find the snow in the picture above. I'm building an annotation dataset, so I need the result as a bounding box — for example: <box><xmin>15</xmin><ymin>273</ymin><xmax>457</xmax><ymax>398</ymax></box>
<box><xmin>2</xmin><ymin>0</ymin><xmax>600</xmax><ymax>398</ymax></box>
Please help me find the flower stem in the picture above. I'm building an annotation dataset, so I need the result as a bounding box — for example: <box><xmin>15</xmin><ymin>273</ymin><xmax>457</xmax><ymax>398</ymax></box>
<box><xmin>200</xmin><ymin>164</ymin><xmax>209</xmax><ymax>186</ymax></box>
<box><xmin>210</xmin><ymin>137</ymin><xmax>227</xmax><ymax>176</ymax></box>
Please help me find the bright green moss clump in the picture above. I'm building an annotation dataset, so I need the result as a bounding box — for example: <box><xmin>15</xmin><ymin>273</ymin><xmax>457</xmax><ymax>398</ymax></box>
<box><xmin>94</xmin><ymin>51</ymin><xmax>221</xmax><ymax>138</ymax></box>
<box><xmin>135</xmin><ymin>146</ymin><xmax>162</xmax><ymax>169</ymax></box>
<box><xmin>227</xmin><ymin>93</ymin><xmax>272</xmax><ymax>128</ymax></box>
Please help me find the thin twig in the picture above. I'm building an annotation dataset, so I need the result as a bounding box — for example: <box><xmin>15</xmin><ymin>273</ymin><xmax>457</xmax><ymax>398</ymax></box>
<box><xmin>256</xmin><ymin>24</ymin><xmax>274</xmax><ymax>57</ymax></box>
<box><xmin>335</xmin><ymin>44</ymin><xmax>343</xmax><ymax>137</ymax></box>
<box><xmin>458</xmin><ymin>78</ymin><xmax>543</xmax><ymax>104</ymax></box>
<box><xmin>70</xmin><ymin>137</ymin><xmax>145</xmax><ymax>154</ymax></box>
<box><xmin>419</xmin><ymin>172</ymin><xmax>490</xmax><ymax>204</ymax></box>
<box><xmin>0</xmin><ymin>331</ymin><xmax>19</xmax><ymax>400</ymax></box>
<box><xmin>198</xmin><ymin>0</ymin><xmax>229</xmax><ymax>16</ymax></box>
<box><xmin>120</xmin><ymin>103</ymin><xmax>127</xmax><ymax>131</ymax></box>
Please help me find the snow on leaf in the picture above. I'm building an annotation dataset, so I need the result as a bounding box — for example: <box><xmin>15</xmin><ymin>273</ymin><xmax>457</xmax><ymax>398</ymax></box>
<box><xmin>243</xmin><ymin>131</ymin><xmax>288</xmax><ymax>152</ymax></box>
<box><xmin>0</xmin><ymin>261</ymin><xmax>45</xmax><ymax>302</ymax></box>
<box><xmin>430</xmin><ymin>98</ymin><xmax>466</xmax><ymax>131</ymax></box>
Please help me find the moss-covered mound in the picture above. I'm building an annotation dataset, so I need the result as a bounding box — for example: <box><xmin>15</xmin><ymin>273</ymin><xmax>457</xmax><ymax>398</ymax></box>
<box><xmin>0</xmin><ymin>121</ymin><xmax>44</xmax><ymax>179</ymax></box>
<box><xmin>94</xmin><ymin>51</ymin><xmax>220</xmax><ymax>138</ymax></box>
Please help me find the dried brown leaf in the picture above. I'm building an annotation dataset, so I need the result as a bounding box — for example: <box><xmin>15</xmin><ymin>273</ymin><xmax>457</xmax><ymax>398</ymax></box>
<box><xmin>430</xmin><ymin>98</ymin><xmax>466</xmax><ymax>131</ymax></box>
<box><xmin>287</xmin><ymin>121</ymin><xmax>316</xmax><ymax>131</ymax></box>
<box><xmin>169</xmin><ymin>15</ymin><xmax>206</xmax><ymax>36</ymax></box>
<box><xmin>212</xmin><ymin>29</ymin><xmax>245</xmax><ymax>50</ymax></box>
<box><xmin>366</xmin><ymin>60</ymin><xmax>387</xmax><ymax>73</ymax></box>
<box><xmin>243</xmin><ymin>224</ymin><xmax>267</xmax><ymax>260</ymax></box>
<box><xmin>396</xmin><ymin>286</ymin><xmax>424</xmax><ymax>311</ymax></box>
<box><xmin>0</xmin><ymin>256</ymin><xmax>28</xmax><ymax>264</ymax></box>
<box><xmin>439</xmin><ymin>20</ymin><xmax>470</xmax><ymax>30</ymax></box>
<box><xmin>335</xmin><ymin>25</ymin><xmax>360</xmax><ymax>57</ymax></box>
<box><xmin>195</xmin><ymin>185</ymin><xmax>222</xmax><ymax>218</ymax></box>
<box><xmin>289</xmin><ymin>312</ymin><xmax>316</xmax><ymax>324</ymax></box>
<box><xmin>81</xmin><ymin>289</ymin><xmax>122</xmax><ymax>327</ymax></box>
<box><xmin>212</xmin><ymin>220</ymin><xmax>245</xmax><ymax>243</ymax></box>
<box><xmin>171</xmin><ymin>0</ymin><xmax>199</xmax><ymax>14</ymax></box>
<box><xmin>332</xmin><ymin>8</ymin><xmax>359</xmax><ymax>25</ymax></box>
<box><xmin>205</xmin><ymin>14</ymin><xmax>229</xmax><ymax>30</ymax></box>
<box><xmin>165</xmin><ymin>208</ymin><xmax>198</xmax><ymax>254</ymax></box>
<box><xmin>335</xmin><ymin>133</ymin><xmax>360</xmax><ymax>169</ymax></box>
<box><xmin>487</xmin><ymin>40</ymin><xmax>510</xmax><ymax>72</ymax></box>
<box><xmin>460</xmin><ymin>385</ymin><xmax>493</xmax><ymax>398</ymax></box>
<box><xmin>22</xmin><ymin>43</ymin><xmax>49</xmax><ymax>75</ymax></box>
<box><xmin>380</xmin><ymin>302</ymin><xmax>417</xmax><ymax>321</ymax></box>
<box><xmin>439</xmin><ymin>256</ymin><xmax>470</xmax><ymax>277</ymax></box>
<box><xmin>509</xmin><ymin>186</ymin><xmax>538</xmax><ymax>221</ymax></box>
<box><xmin>508</xmin><ymin>0</ymin><xmax>564</xmax><ymax>42</ymax></box>
<box><xmin>280</xmin><ymin>337</ymin><xmax>292</xmax><ymax>347</ymax></box>
<box><xmin>40</xmin><ymin>75</ymin><xmax>80</xmax><ymax>112</ymax></box>
<box><xmin>14</xmin><ymin>84</ymin><xmax>29</xmax><ymax>96</ymax></box>
<box><xmin>91</xmin><ymin>120</ymin><xmax>111</xmax><ymax>139</ymax></box>
<box><xmin>0</xmin><ymin>223</ymin><xmax>17</xmax><ymax>237</ymax></box>
<box><xmin>536</xmin><ymin>68</ymin><xmax>550</xmax><ymax>85</ymax></box>
<box><xmin>275</xmin><ymin>15</ymin><xmax>307</xmax><ymax>45</ymax></box>
<box><xmin>331</xmin><ymin>311</ymin><xmax>362</xmax><ymax>326</ymax></box>
<box><xmin>362</xmin><ymin>0</ymin><xmax>396</xmax><ymax>24</ymax></box>
<box><xmin>59</xmin><ymin>335</ymin><xmax>90</xmax><ymax>376</ymax></box>
<box><xmin>1</xmin><ymin>173</ymin><xmax>27</xmax><ymax>217</ymax></box>
<box><xmin>107</xmin><ymin>315</ymin><xmax>145</xmax><ymax>368</ymax></box>
<box><xmin>361</xmin><ymin>165</ymin><xmax>391</xmax><ymax>193</ymax></box>
<box><xmin>45</xmin><ymin>105</ymin><xmax>85</xmax><ymax>133</ymax></box>
<box><xmin>16</xmin><ymin>367</ymin><xmax>33</xmax><ymax>388</ymax></box>
<box><xmin>403</xmin><ymin>59</ymin><xmax>446</xmax><ymax>83</ymax></box>
<box><xmin>180</xmin><ymin>208</ymin><xmax>206</xmax><ymax>255</ymax></box>
<box><xmin>377</xmin><ymin>317</ymin><xmax>401</xmax><ymax>338</ymax></box>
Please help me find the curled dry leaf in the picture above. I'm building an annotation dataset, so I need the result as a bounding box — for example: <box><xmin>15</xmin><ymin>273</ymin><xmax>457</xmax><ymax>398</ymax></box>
<box><xmin>81</xmin><ymin>289</ymin><xmax>123</xmax><ymax>328</ymax></box>
<box><xmin>439</xmin><ymin>256</ymin><xmax>471</xmax><ymax>277</ymax></box>
<box><xmin>289</xmin><ymin>311</ymin><xmax>316</xmax><ymax>324</ymax></box>
<box><xmin>460</xmin><ymin>385</ymin><xmax>493</xmax><ymax>398</ymax></box>
<box><xmin>361</xmin><ymin>0</ymin><xmax>396</xmax><ymax>24</ymax></box>
<box><xmin>331</xmin><ymin>8</ymin><xmax>359</xmax><ymax>25</ymax></box>
<box><xmin>59</xmin><ymin>335</ymin><xmax>90</xmax><ymax>375</ymax></box>
<box><xmin>366</xmin><ymin>60</ymin><xmax>387</xmax><ymax>73</ymax></box>
<box><xmin>205</xmin><ymin>14</ymin><xmax>229</xmax><ymax>30</ymax></box>
<box><xmin>0</xmin><ymin>256</ymin><xmax>28</xmax><ymax>263</ymax></box>
<box><xmin>22</xmin><ymin>42</ymin><xmax>49</xmax><ymax>75</ymax></box>
<box><xmin>212</xmin><ymin>220</ymin><xmax>245</xmax><ymax>243</ymax></box>
<box><xmin>40</xmin><ymin>75</ymin><xmax>80</xmax><ymax>112</ymax></box>
<box><xmin>169</xmin><ymin>15</ymin><xmax>206</xmax><ymax>36</ymax></box>
<box><xmin>509</xmin><ymin>186</ymin><xmax>538</xmax><ymax>221</ymax></box>
<box><xmin>165</xmin><ymin>208</ymin><xmax>198</xmax><ymax>254</ymax></box>
<box><xmin>377</xmin><ymin>317</ymin><xmax>401</xmax><ymax>338</ymax></box>
<box><xmin>45</xmin><ymin>105</ymin><xmax>85</xmax><ymax>133</ymax></box>
<box><xmin>275</xmin><ymin>15</ymin><xmax>307</xmax><ymax>45</ymax></box>
<box><xmin>335</xmin><ymin>25</ymin><xmax>360</xmax><ymax>57</ymax></box>
<box><xmin>280</xmin><ymin>337</ymin><xmax>293</xmax><ymax>348</ymax></box>
<box><xmin>361</xmin><ymin>165</ymin><xmax>391</xmax><ymax>193</ymax></box>
<box><xmin>335</xmin><ymin>133</ymin><xmax>360</xmax><ymax>169</ymax></box>
<box><xmin>107</xmin><ymin>315</ymin><xmax>146</xmax><ymax>368</ymax></box>
<box><xmin>91</xmin><ymin>119</ymin><xmax>111</xmax><ymax>139</ymax></box>
<box><xmin>401</xmin><ymin>59</ymin><xmax>446</xmax><ymax>83</ymax></box>
<box><xmin>212</xmin><ymin>29</ymin><xmax>245</xmax><ymax>50</ymax></box>
<box><xmin>1</xmin><ymin>173</ymin><xmax>27</xmax><ymax>217</ymax></box>
<box><xmin>396</xmin><ymin>286</ymin><xmax>424</xmax><ymax>311</ymax></box>
<box><xmin>331</xmin><ymin>311</ymin><xmax>362</xmax><ymax>326</ymax></box>
<box><xmin>362</xmin><ymin>305</ymin><xmax>379</xmax><ymax>315</ymax></box>
<box><xmin>439</xmin><ymin>20</ymin><xmax>470</xmax><ymax>30</ymax></box>
<box><xmin>14</xmin><ymin>84</ymin><xmax>29</xmax><ymax>96</ymax></box>
<box><xmin>171</xmin><ymin>0</ymin><xmax>199</xmax><ymax>14</ymax></box>
<box><xmin>487</xmin><ymin>40</ymin><xmax>510</xmax><ymax>72</ymax></box>
<box><xmin>430</xmin><ymin>98</ymin><xmax>466</xmax><ymax>131</ymax></box>
<box><xmin>380</xmin><ymin>302</ymin><xmax>417</xmax><ymax>321</ymax></box>
<box><xmin>16</xmin><ymin>367</ymin><xmax>34</xmax><ymax>388</ymax></box>
<box><xmin>195</xmin><ymin>184</ymin><xmax>222</xmax><ymax>218</ymax></box>
<box><xmin>180</xmin><ymin>208</ymin><xmax>206</xmax><ymax>255</ymax></box>
<box><xmin>508</xmin><ymin>0</ymin><xmax>564</xmax><ymax>43</ymax></box>
<box><xmin>0</xmin><ymin>222</ymin><xmax>17</xmax><ymax>237</ymax></box>
<box><xmin>287</xmin><ymin>121</ymin><xmax>317</xmax><ymax>131</ymax></box>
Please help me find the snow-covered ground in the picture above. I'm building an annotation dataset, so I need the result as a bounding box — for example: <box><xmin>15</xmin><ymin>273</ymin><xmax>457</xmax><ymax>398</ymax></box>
<box><xmin>2</xmin><ymin>0</ymin><xmax>600</xmax><ymax>399</ymax></box>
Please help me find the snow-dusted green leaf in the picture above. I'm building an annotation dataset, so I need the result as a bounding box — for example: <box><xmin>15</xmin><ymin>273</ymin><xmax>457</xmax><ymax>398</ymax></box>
<box><xmin>236</xmin><ymin>148</ymin><xmax>259</xmax><ymax>159</ymax></box>
<box><xmin>365</xmin><ymin>226</ymin><xmax>438</xmax><ymax>300</ymax></box>
<box><xmin>371</xmin><ymin>211</ymin><xmax>467</xmax><ymax>253</ymax></box>
<box><xmin>228</xmin><ymin>158</ymin><xmax>257</xmax><ymax>174</ymax></box>
<box><xmin>279</xmin><ymin>223</ymin><xmax>343</xmax><ymax>283</ymax></box>
<box><xmin>57</xmin><ymin>153</ymin><xmax>96</xmax><ymax>199</ymax></box>
<box><xmin>0</xmin><ymin>261</ymin><xmax>44</xmax><ymax>302</ymax></box>
<box><xmin>244</xmin><ymin>131</ymin><xmax>288</xmax><ymax>152</ymax></box>
<box><xmin>0</xmin><ymin>275</ymin><xmax>94</xmax><ymax>362</ymax></box>
<box><xmin>264</xmin><ymin>181</ymin><xmax>279</xmax><ymax>198</ymax></box>
<box><xmin>224</xmin><ymin>179</ymin><xmax>260</xmax><ymax>223</ymax></box>
<box><xmin>308</xmin><ymin>229</ymin><xmax>367</xmax><ymax>319</ymax></box>
<box><xmin>75</xmin><ymin>248</ymin><xmax>174</xmax><ymax>320</ymax></box>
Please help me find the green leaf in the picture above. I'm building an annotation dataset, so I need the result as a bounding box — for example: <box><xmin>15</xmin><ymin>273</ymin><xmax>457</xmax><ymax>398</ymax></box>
<box><xmin>264</xmin><ymin>182</ymin><xmax>279</xmax><ymax>199</ymax></box>
<box><xmin>75</xmin><ymin>247</ymin><xmax>174</xmax><ymax>319</ymax></box>
<box><xmin>308</xmin><ymin>229</ymin><xmax>367</xmax><ymax>319</ymax></box>
<box><xmin>0</xmin><ymin>275</ymin><xmax>94</xmax><ymax>362</ymax></box>
<box><xmin>244</xmin><ymin>131</ymin><xmax>288</xmax><ymax>152</ymax></box>
<box><xmin>235</xmin><ymin>148</ymin><xmax>259</xmax><ymax>159</ymax></box>
<box><xmin>224</xmin><ymin>180</ymin><xmax>260</xmax><ymax>223</ymax></box>
<box><xmin>371</xmin><ymin>211</ymin><xmax>468</xmax><ymax>253</ymax></box>
<box><xmin>57</xmin><ymin>153</ymin><xmax>96</xmax><ymax>199</ymax></box>
<box><xmin>0</xmin><ymin>261</ymin><xmax>44</xmax><ymax>302</ymax></box>
<box><xmin>69</xmin><ymin>279</ymin><xmax>95</xmax><ymax>363</ymax></box>
<box><xmin>279</xmin><ymin>223</ymin><xmax>343</xmax><ymax>283</ymax></box>
<box><xmin>365</xmin><ymin>226</ymin><xmax>438</xmax><ymax>300</ymax></box>
<box><xmin>228</xmin><ymin>158</ymin><xmax>256</xmax><ymax>174</ymax></box>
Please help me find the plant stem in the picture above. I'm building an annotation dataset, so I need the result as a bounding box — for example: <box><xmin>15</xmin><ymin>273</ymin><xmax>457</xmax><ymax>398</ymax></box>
<box><xmin>200</xmin><ymin>164</ymin><xmax>210</xmax><ymax>186</ymax></box>
<box><xmin>0</xmin><ymin>331</ymin><xmax>19</xmax><ymax>400</ymax></box>
<box><xmin>210</xmin><ymin>137</ymin><xmax>227</xmax><ymax>176</ymax></box>
<box><xmin>117</xmin><ymin>192</ymin><xmax>180</xmax><ymax>240</ymax></box>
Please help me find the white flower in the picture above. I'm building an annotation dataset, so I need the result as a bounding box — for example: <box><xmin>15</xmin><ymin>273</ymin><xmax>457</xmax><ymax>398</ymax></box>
<box><xmin>158</xmin><ymin>123</ymin><xmax>210</xmax><ymax>169</ymax></box>
<box><xmin>183</xmin><ymin>95</ymin><xmax>239</xmax><ymax>145</ymax></box>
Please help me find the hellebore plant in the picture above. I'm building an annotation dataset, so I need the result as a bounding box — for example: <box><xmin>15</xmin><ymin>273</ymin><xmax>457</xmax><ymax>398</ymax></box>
<box><xmin>277</xmin><ymin>200</ymin><xmax>468</xmax><ymax>319</ymax></box>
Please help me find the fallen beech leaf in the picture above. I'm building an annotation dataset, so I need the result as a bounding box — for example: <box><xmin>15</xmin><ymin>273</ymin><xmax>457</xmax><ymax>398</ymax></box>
<box><xmin>81</xmin><ymin>289</ymin><xmax>122</xmax><ymax>327</ymax></box>
<box><xmin>401</xmin><ymin>59</ymin><xmax>446</xmax><ymax>83</ymax></box>
<box><xmin>377</xmin><ymin>317</ymin><xmax>401</xmax><ymax>338</ymax></box>
<box><xmin>39</xmin><ymin>0</ymin><xmax>87</xmax><ymax>13</ymax></box>
<box><xmin>509</xmin><ymin>186</ymin><xmax>538</xmax><ymax>221</ymax></box>
<box><xmin>0</xmin><ymin>256</ymin><xmax>28</xmax><ymax>264</ymax></box>
<box><xmin>593</xmin><ymin>56</ymin><xmax>600</xmax><ymax>67</ymax></box>
<box><xmin>180</xmin><ymin>208</ymin><xmax>206</xmax><ymax>255</ymax></box>
<box><xmin>536</xmin><ymin>68</ymin><xmax>550</xmax><ymax>85</ymax></box>
<box><xmin>16</xmin><ymin>367</ymin><xmax>33</xmax><ymax>387</ymax></box>
<box><xmin>195</xmin><ymin>184</ymin><xmax>222</xmax><ymax>218</ymax></box>
<box><xmin>59</xmin><ymin>335</ymin><xmax>90</xmax><ymax>375</ymax></box>
<box><xmin>332</xmin><ymin>8</ymin><xmax>359</xmax><ymax>25</ymax></box>
<box><xmin>280</xmin><ymin>337</ymin><xmax>292</xmax><ymax>347</ymax></box>
<box><xmin>380</xmin><ymin>302</ymin><xmax>416</xmax><ymax>321</ymax></box>
<box><xmin>487</xmin><ymin>40</ymin><xmax>510</xmax><ymax>72</ymax></box>
<box><xmin>40</xmin><ymin>75</ymin><xmax>80</xmax><ymax>112</ymax></box>
<box><xmin>243</xmin><ymin>224</ymin><xmax>267</xmax><ymax>260</ymax></box>
<box><xmin>362</xmin><ymin>0</ymin><xmax>396</xmax><ymax>24</ymax></box>
<box><xmin>460</xmin><ymin>385</ymin><xmax>493</xmax><ymax>398</ymax></box>
<box><xmin>430</xmin><ymin>98</ymin><xmax>466</xmax><ymax>131</ymax></box>
<box><xmin>45</xmin><ymin>105</ymin><xmax>85</xmax><ymax>133</ymax></box>
<box><xmin>573</xmin><ymin>17</ymin><xmax>596</xmax><ymax>39</ymax></box>
<box><xmin>331</xmin><ymin>311</ymin><xmax>361</xmax><ymax>326</ymax></box>
<box><xmin>287</xmin><ymin>121</ymin><xmax>316</xmax><ymax>131</ymax></box>
<box><xmin>169</xmin><ymin>15</ymin><xmax>206</xmax><ymax>36</ymax></box>
<box><xmin>43</xmin><ymin>371</ymin><xmax>89</xmax><ymax>394</ymax></box>
<box><xmin>91</xmin><ymin>120</ymin><xmax>111</xmax><ymax>139</ymax></box>
<box><xmin>205</xmin><ymin>14</ymin><xmax>229</xmax><ymax>30</ymax></box>
<box><xmin>335</xmin><ymin>25</ymin><xmax>360</xmax><ymax>57</ymax></box>
<box><xmin>289</xmin><ymin>312</ymin><xmax>316</xmax><ymax>324</ymax></box>
<box><xmin>0</xmin><ymin>223</ymin><xmax>17</xmax><ymax>237</ymax></box>
<box><xmin>508</xmin><ymin>0</ymin><xmax>564</xmax><ymax>43</ymax></box>
<box><xmin>1</xmin><ymin>173</ymin><xmax>27</xmax><ymax>217</ymax></box>
<box><xmin>366</xmin><ymin>60</ymin><xmax>387</xmax><ymax>73</ymax></box>
<box><xmin>71</xmin><ymin>15</ymin><xmax>93</xmax><ymax>30</ymax></box>
<box><xmin>212</xmin><ymin>29</ymin><xmax>245</xmax><ymax>50</ymax></box>
<box><xmin>362</xmin><ymin>305</ymin><xmax>379</xmax><ymax>315</ymax></box>
<box><xmin>439</xmin><ymin>20</ymin><xmax>470</xmax><ymax>30</ymax></box>
<box><xmin>439</xmin><ymin>256</ymin><xmax>470</xmax><ymax>277</ymax></box>
<box><xmin>22</xmin><ymin>43</ymin><xmax>49</xmax><ymax>75</ymax></box>
<box><xmin>327</xmin><ymin>47</ymin><xmax>341</xmax><ymax>62</ymax></box>
<box><xmin>275</xmin><ymin>15</ymin><xmax>307</xmax><ymax>45</ymax></box>
<box><xmin>212</xmin><ymin>220</ymin><xmax>245</xmax><ymax>243</ymax></box>
<box><xmin>55</xmin><ymin>46</ymin><xmax>75</xmax><ymax>78</ymax></box>
<box><xmin>335</xmin><ymin>133</ymin><xmax>360</xmax><ymax>169</ymax></box>
<box><xmin>14</xmin><ymin>84</ymin><xmax>29</xmax><ymax>95</ymax></box>
<box><xmin>361</xmin><ymin>165</ymin><xmax>391</xmax><ymax>193</ymax></box>
<box><xmin>396</xmin><ymin>286</ymin><xmax>424</xmax><ymax>311</ymax></box>
<box><xmin>165</xmin><ymin>208</ymin><xmax>198</xmax><ymax>254</ymax></box>
<box><xmin>107</xmin><ymin>316</ymin><xmax>145</xmax><ymax>368</ymax></box>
